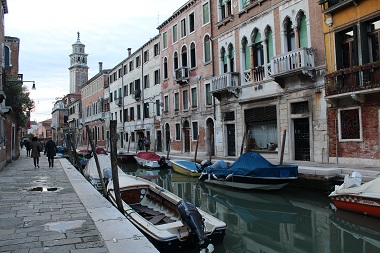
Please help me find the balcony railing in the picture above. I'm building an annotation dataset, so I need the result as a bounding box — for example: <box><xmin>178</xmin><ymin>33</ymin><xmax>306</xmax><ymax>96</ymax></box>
<box><xmin>271</xmin><ymin>47</ymin><xmax>315</xmax><ymax>77</ymax></box>
<box><xmin>244</xmin><ymin>64</ymin><xmax>271</xmax><ymax>83</ymax></box>
<box><xmin>211</xmin><ymin>72</ymin><xmax>240</xmax><ymax>98</ymax></box>
<box><xmin>115</xmin><ymin>97</ymin><xmax>122</xmax><ymax>106</ymax></box>
<box><xmin>325</xmin><ymin>61</ymin><xmax>380</xmax><ymax>96</ymax></box>
<box><xmin>174</xmin><ymin>66</ymin><xmax>190</xmax><ymax>84</ymax></box>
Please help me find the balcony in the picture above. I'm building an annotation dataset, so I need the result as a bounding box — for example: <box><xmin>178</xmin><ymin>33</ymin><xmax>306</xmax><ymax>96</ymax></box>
<box><xmin>115</xmin><ymin>97</ymin><xmax>122</xmax><ymax>106</ymax></box>
<box><xmin>325</xmin><ymin>61</ymin><xmax>380</xmax><ymax>98</ymax></box>
<box><xmin>174</xmin><ymin>67</ymin><xmax>190</xmax><ymax>84</ymax></box>
<box><xmin>270</xmin><ymin>47</ymin><xmax>315</xmax><ymax>85</ymax></box>
<box><xmin>133</xmin><ymin>89</ymin><xmax>141</xmax><ymax>101</ymax></box>
<box><xmin>319</xmin><ymin>0</ymin><xmax>360</xmax><ymax>14</ymax></box>
<box><xmin>210</xmin><ymin>72</ymin><xmax>240</xmax><ymax>100</ymax></box>
<box><xmin>243</xmin><ymin>64</ymin><xmax>271</xmax><ymax>84</ymax></box>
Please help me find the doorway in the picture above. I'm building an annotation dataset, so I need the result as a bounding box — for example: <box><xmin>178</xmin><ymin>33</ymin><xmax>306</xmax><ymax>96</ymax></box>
<box><xmin>294</xmin><ymin>118</ymin><xmax>310</xmax><ymax>161</ymax></box>
<box><xmin>226</xmin><ymin>124</ymin><xmax>236</xmax><ymax>156</ymax></box>
<box><xmin>206</xmin><ymin>118</ymin><xmax>215</xmax><ymax>156</ymax></box>
<box><xmin>183</xmin><ymin>120</ymin><xmax>190</xmax><ymax>153</ymax></box>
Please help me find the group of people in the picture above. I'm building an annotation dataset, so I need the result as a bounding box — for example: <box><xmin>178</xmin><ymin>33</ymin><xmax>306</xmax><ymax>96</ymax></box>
<box><xmin>138</xmin><ymin>136</ymin><xmax>151</xmax><ymax>152</ymax></box>
<box><xmin>22</xmin><ymin>137</ymin><xmax>58</xmax><ymax>168</ymax></box>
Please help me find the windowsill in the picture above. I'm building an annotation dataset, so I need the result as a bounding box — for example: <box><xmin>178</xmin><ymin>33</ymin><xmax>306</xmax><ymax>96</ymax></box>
<box><xmin>204</xmin><ymin>60</ymin><xmax>212</xmax><ymax>66</ymax></box>
<box><xmin>217</xmin><ymin>15</ymin><xmax>234</xmax><ymax>28</ymax></box>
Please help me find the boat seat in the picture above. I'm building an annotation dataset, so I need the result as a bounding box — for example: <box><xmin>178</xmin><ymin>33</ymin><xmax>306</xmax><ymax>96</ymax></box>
<box><xmin>130</xmin><ymin>204</ymin><xmax>161</xmax><ymax>216</ymax></box>
<box><xmin>149</xmin><ymin>214</ymin><xmax>166</xmax><ymax>225</ymax></box>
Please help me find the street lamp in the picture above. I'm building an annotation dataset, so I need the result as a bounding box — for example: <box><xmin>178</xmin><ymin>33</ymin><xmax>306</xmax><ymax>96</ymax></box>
<box><xmin>6</xmin><ymin>74</ymin><xmax>36</xmax><ymax>90</ymax></box>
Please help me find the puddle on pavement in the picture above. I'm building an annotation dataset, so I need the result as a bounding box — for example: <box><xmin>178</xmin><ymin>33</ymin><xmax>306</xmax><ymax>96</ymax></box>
<box><xmin>44</xmin><ymin>220</ymin><xmax>86</xmax><ymax>233</ymax></box>
<box><xmin>24</xmin><ymin>186</ymin><xmax>63</xmax><ymax>192</ymax></box>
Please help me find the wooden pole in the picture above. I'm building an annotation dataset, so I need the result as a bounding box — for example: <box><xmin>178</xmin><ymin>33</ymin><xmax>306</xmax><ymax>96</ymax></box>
<box><xmin>209</xmin><ymin>133</ymin><xmax>213</xmax><ymax>162</ymax></box>
<box><xmin>280</xmin><ymin>129</ymin><xmax>286</xmax><ymax>165</ymax></box>
<box><xmin>66</xmin><ymin>133</ymin><xmax>74</xmax><ymax>164</ymax></box>
<box><xmin>85</xmin><ymin>125</ymin><xmax>107</xmax><ymax>196</ymax></box>
<box><xmin>67</xmin><ymin>133</ymin><xmax>83</xmax><ymax>175</ymax></box>
<box><xmin>194</xmin><ymin>135</ymin><xmax>199</xmax><ymax>162</ymax></box>
<box><xmin>127</xmin><ymin>138</ymin><xmax>131</xmax><ymax>153</ymax></box>
<box><xmin>240</xmin><ymin>132</ymin><xmax>246</xmax><ymax>156</ymax></box>
<box><xmin>110</xmin><ymin>120</ymin><xmax>124</xmax><ymax>212</ymax></box>
<box><xmin>166</xmin><ymin>138</ymin><xmax>171</xmax><ymax>160</ymax></box>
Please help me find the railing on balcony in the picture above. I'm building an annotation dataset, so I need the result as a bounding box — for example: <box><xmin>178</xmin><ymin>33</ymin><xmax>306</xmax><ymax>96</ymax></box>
<box><xmin>271</xmin><ymin>47</ymin><xmax>315</xmax><ymax>77</ymax></box>
<box><xmin>211</xmin><ymin>72</ymin><xmax>240</xmax><ymax>98</ymax></box>
<box><xmin>325</xmin><ymin>61</ymin><xmax>380</xmax><ymax>96</ymax></box>
<box><xmin>244</xmin><ymin>64</ymin><xmax>271</xmax><ymax>83</ymax></box>
<box><xmin>174</xmin><ymin>66</ymin><xmax>190</xmax><ymax>84</ymax></box>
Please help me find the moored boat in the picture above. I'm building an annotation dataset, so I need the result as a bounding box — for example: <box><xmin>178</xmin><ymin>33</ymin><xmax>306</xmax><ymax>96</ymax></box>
<box><xmin>134</xmin><ymin>151</ymin><xmax>169</xmax><ymax>169</ymax></box>
<box><xmin>117</xmin><ymin>150</ymin><xmax>136</xmax><ymax>163</ymax></box>
<box><xmin>170</xmin><ymin>159</ymin><xmax>202</xmax><ymax>177</ymax></box>
<box><xmin>329</xmin><ymin>172</ymin><xmax>380</xmax><ymax>218</ymax></box>
<box><xmin>107</xmin><ymin>174</ymin><xmax>227</xmax><ymax>252</ymax></box>
<box><xmin>199</xmin><ymin>152</ymin><xmax>298</xmax><ymax>190</ymax></box>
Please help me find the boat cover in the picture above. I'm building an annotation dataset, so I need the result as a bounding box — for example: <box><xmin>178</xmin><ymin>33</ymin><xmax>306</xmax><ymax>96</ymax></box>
<box><xmin>83</xmin><ymin>154</ymin><xmax>124</xmax><ymax>179</ymax></box>
<box><xmin>332</xmin><ymin>177</ymin><xmax>380</xmax><ymax>196</ymax></box>
<box><xmin>202</xmin><ymin>152</ymin><xmax>298</xmax><ymax>178</ymax></box>
<box><xmin>135</xmin><ymin>151</ymin><xmax>160</xmax><ymax>161</ymax></box>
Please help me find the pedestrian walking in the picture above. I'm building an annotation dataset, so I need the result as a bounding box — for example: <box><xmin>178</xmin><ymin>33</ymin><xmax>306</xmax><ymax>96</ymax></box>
<box><xmin>44</xmin><ymin>138</ymin><xmax>58</xmax><ymax>167</ymax></box>
<box><xmin>144</xmin><ymin>136</ymin><xmax>150</xmax><ymax>152</ymax></box>
<box><xmin>25</xmin><ymin>139</ymin><xmax>31</xmax><ymax>157</ymax></box>
<box><xmin>30</xmin><ymin>137</ymin><xmax>41</xmax><ymax>168</ymax></box>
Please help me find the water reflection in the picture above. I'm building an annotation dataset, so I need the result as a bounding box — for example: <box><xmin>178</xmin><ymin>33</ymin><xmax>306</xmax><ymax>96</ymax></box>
<box><xmin>118</xmin><ymin>163</ymin><xmax>380</xmax><ymax>253</ymax></box>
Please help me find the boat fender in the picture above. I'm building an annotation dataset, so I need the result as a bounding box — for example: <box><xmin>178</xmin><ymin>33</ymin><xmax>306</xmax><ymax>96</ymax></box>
<box><xmin>103</xmin><ymin>167</ymin><xmax>112</xmax><ymax>179</ymax></box>
<box><xmin>176</xmin><ymin>200</ymin><xmax>211</xmax><ymax>250</ymax></box>
<box><xmin>225</xmin><ymin>173</ymin><xmax>233</xmax><ymax>180</ymax></box>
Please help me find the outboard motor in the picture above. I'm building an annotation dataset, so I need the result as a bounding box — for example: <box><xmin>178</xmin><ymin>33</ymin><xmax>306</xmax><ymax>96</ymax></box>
<box><xmin>158</xmin><ymin>156</ymin><xmax>167</xmax><ymax>168</ymax></box>
<box><xmin>199</xmin><ymin>159</ymin><xmax>212</xmax><ymax>172</ymax></box>
<box><xmin>177</xmin><ymin>200</ymin><xmax>214</xmax><ymax>252</ymax></box>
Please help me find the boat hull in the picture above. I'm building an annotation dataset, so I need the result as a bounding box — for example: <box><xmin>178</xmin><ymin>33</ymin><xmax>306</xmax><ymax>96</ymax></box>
<box><xmin>199</xmin><ymin>174</ymin><xmax>296</xmax><ymax>190</ymax></box>
<box><xmin>330</xmin><ymin>195</ymin><xmax>380</xmax><ymax>218</ymax></box>
<box><xmin>171</xmin><ymin>160</ymin><xmax>201</xmax><ymax>177</ymax></box>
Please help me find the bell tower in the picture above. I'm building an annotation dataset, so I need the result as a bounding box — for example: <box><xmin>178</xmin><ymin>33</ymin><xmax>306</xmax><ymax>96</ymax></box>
<box><xmin>69</xmin><ymin>32</ymin><xmax>89</xmax><ymax>93</ymax></box>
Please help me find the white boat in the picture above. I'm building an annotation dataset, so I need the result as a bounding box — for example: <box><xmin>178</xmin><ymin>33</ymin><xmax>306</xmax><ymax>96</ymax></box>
<box><xmin>83</xmin><ymin>154</ymin><xmax>124</xmax><ymax>190</ymax></box>
<box><xmin>107</xmin><ymin>174</ymin><xmax>226</xmax><ymax>252</ymax></box>
<box><xmin>134</xmin><ymin>151</ymin><xmax>169</xmax><ymax>169</ymax></box>
<box><xmin>329</xmin><ymin>172</ymin><xmax>380</xmax><ymax>218</ymax></box>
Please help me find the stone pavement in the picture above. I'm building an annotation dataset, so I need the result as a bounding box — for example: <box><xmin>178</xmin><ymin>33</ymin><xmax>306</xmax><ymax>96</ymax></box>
<box><xmin>0</xmin><ymin>149</ymin><xmax>159</xmax><ymax>253</ymax></box>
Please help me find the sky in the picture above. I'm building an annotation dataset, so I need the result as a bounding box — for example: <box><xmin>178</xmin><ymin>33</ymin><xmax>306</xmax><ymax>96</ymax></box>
<box><xmin>5</xmin><ymin>0</ymin><xmax>188</xmax><ymax>123</ymax></box>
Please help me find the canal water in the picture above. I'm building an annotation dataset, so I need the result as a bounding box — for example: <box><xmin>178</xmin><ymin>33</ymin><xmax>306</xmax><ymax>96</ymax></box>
<box><xmin>119</xmin><ymin>162</ymin><xmax>380</xmax><ymax>253</ymax></box>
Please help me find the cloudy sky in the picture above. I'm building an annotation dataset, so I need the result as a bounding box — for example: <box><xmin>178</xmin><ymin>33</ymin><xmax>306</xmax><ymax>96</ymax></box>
<box><xmin>5</xmin><ymin>0</ymin><xmax>188</xmax><ymax>122</ymax></box>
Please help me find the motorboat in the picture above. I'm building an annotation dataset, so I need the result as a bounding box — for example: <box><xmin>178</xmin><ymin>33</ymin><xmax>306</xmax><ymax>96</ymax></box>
<box><xmin>134</xmin><ymin>151</ymin><xmax>169</xmax><ymax>169</ymax></box>
<box><xmin>199</xmin><ymin>152</ymin><xmax>298</xmax><ymax>190</ymax></box>
<box><xmin>170</xmin><ymin>159</ymin><xmax>202</xmax><ymax>177</ymax></box>
<box><xmin>329</xmin><ymin>172</ymin><xmax>380</xmax><ymax>218</ymax></box>
<box><xmin>83</xmin><ymin>154</ymin><xmax>125</xmax><ymax>191</ymax></box>
<box><xmin>107</xmin><ymin>174</ymin><xmax>226</xmax><ymax>252</ymax></box>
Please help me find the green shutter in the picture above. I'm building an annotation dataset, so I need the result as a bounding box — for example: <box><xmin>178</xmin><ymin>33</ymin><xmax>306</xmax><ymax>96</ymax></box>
<box><xmin>254</xmin><ymin>32</ymin><xmax>261</xmax><ymax>43</ymax></box>
<box><xmin>267</xmin><ymin>29</ymin><xmax>274</xmax><ymax>62</ymax></box>
<box><xmin>245</xmin><ymin>43</ymin><xmax>250</xmax><ymax>70</ymax></box>
<box><xmin>299</xmin><ymin>15</ymin><xmax>308</xmax><ymax>48</ymax></box>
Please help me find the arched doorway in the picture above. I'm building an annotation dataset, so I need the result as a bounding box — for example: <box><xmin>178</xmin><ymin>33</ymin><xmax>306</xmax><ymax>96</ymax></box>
<box><xmin>183</xmin><ymin>120</ymin><xmax>190</xmax><ymax>153</ymax></box>
<box><xmin>206</xmin><ymin>118</ymin><xmax>215</xmax><ymax>156</ymax></box>
<box><xmin>165</xmin><ymin>123</ymin><xmax>170</xmax><ymax>152</ymax></box>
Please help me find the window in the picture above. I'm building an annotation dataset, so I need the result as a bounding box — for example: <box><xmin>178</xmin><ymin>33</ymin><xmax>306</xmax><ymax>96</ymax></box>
<box><xmin>154</xmin><ymin>43</ymin><xmax>160</xmax><ymax>56</ymax></box>
<box><xmin>219</xmin><ymin>0</ymin><xmax>232</xmax><ymax>21</ymax></box>
<box><xmin>124</xmin><ymin>85</ymin><xmax>128</xmax><ymax>96</ymax></box>
<box><xmin>136</xmin><ymin>56</ymin><xmax>141</xmax><ymax>68</ymax></box>
<box><xmin>175</xmin><ymin>123</ymin><xmax>181</xmax><ymax>140</ymax></box>
<box><xmin>130</xmin><ymin>107</ymin><xmax>135</xmax><ymax>121</ymax></box>
<box><xmin>143</xmin><ymin>50</ymin><xmax>149</xmax><ymax>63</ymax></box>
<box><xmin>137</xmin><ymin>104</ymin><xmax>141</xmax><ymax>120</ymax></box>
<box><xmin>144</xmin><ymin>74</ymin><xmax>150</xmax><ymax>89</ymax></box>
<box><xmin>205</xmin><ymin>83</ymin><xmax>212</xmax><ymax>105</ymax></box>
<box><xmin>183</xmin><ymin>90</ymin><xmax>188</xmax><ymax>110</ymax></box>
<box><xmin>242</xmin><ymin>37</ymin><xmax>251</xmax><ymax>70</ymax></box>
<box><xmin>368</xmin><ymin>19</ymin><xmax>380</xmax><ymax>63</ymax></box>
<box><xmin>154</xmin><ymin>69</ymin><xmax>160</xmax><ymax>85</ymax></box>
<box><xmin>192</xmin><ymin>122</ymin><xmax>198</xmax><ymax>140</ymax></box>
<box><xmin>204</xmin><ymin>35</ymin><xmax>211</xmax><ymax>62</ymax></box>
<box><xmin>4</xmin><ymin>45</ymin><xmax>10</xmax><ymax>66</ymax></box>
<box><xmin>144</xmin><ymin>103</ymin><xmax>149</xmax><ymax>119</ymax></box>
<box><xmin>163</xmin><ymin>57</ymin><xmax>168</xmax><ymax>79</ymax></box>
<box><xmin>129</xmin><ymin>61</ymin><xmax>134</xmax><ymax>71</ymax></box>
<box><xmin>134</xmin><ymin>79</ymin><xmax>141</xmax><ymax>94</ymax></box>
<box><xmin>189</xmin><ymin>12</ymin><xmax>195</xmax><ymax>33</ymax></box>
<box><xmin>253</xmin><ymin>31</ymin><xmax>264</xmax><ymax>67</ymax></box>
<box><xmin>338</xmin><ymin>107</ymin><xmax>362</xmax><ymax>141</ymax></box>
<box><xmin>156</xmin><ymin>100</ymin><xmax>161</xmax><ymax>116</ymax></box>
<box><xmin>123</xmin><ymin>65</ymin><xmax>127</xmax><ymax>75</ymax></box>
<box><xmin>245</xmin><ymin>106</ymin><xmax>278</xmax><ymax>151</ymax></box>
<box><xmin>335</xmin><ymin>28</ymin><xmax>356</xmax><ymax>69</ymax></box>
<box><xmin>174</xmin><ymin>93</ymin><xmax>179</xmax><ymax>111</ymax></box>
<box><xmin>163</xmin><ymin>32</ymin><xmax>168</xmax><ymax>49</ymax></box>
<box><xmin>266</xmin><ymin>26</ymin><xmax>274</xmax><ymax>63</ymax></box>
<box><xmin>181</xmin><ymin>19</ymin><xmax>187</xmax><ymax>38</ymax></box>
<box><xmin>181</xmin><ymin>46</ymin><xmax>188</xmax><ymax>67</ymax></box>
<box><xmin>123</xmin><ymin>109</ymin><xmax>128</xmax><ymax>122</ymax></box>
<box><xmin>285</xmin><ymin>17</ymin><xmax>295</xmax><ymax>52</ymax></box>
<box><xmin>129</xmin><ymin>82</ymin><xmax>133</xmax><ymax>95</ymax></box>
<box><xmin>118</xmin><ymin>68</ymin><xmax>122</xmax><ymax>78</ymax></box>
<box><xmin>298</xmin><ymin>12</ymin><xmax>308</xmax><ymax>48</ymax></box>
<box><xmin>202</xmin><ymin>2</ymin><xmax>210</xmax><ymax>25</ymax></box>
<box><xmin>173</xmin><ymin>24</ymin><xmax>178</xmax><ymax>43</ymax></box>
<box><xmin>164</xmin><ymin>95</ymin><xmax>169</xmax><ymax>112</ymax></box>
<box><xmin>119</xmin><ymin>109</ymin><xmax>122</xmax><ymax>122</ymax></box>
<box><xmin>191</xmin><ymin>87</ymin><xmax>197</xmax><ymax>107</ymax></box>
<box><xmin>174</xmin><ymin>52</ymin><xmax>179</xmax><ymax>70</ymax></box>
<box><xmin>190</xmin><ymin>42</ymin><xmax>196</xmax><ymax>68</ymax></box>
<box><xmin>131</xmin><ymin>132</ymin><xmax>135</xmax><ymax>142</ymax></box>
<box><xmin>241</xmin><ymin>0</ymin><xmax>250</xmax><ymax>8</ymax></box>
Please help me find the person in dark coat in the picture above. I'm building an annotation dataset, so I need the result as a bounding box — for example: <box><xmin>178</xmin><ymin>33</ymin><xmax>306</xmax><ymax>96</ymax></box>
<box><xmin>25</xmin><ymin>139</ymin><xmax>31</xmax><ymax>157</ymax></box>
<box><xmin>44</xmin><ymin>138</ymin><xmax>58</xmax><ymax>167</ymax></box>
<box><xmin>30</xmin><ymin>137</ymin><xmax>41</xmax><ymax>168</ymax></box>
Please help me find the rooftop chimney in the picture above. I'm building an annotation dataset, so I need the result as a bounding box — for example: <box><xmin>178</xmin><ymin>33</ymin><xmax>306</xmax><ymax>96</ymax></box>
<box><xmin>128</xmin><ymin>48</ymin><xmax>132</xmax><ymax>57</ymax></box>
<box><xmin>99</xmin><ymin>62</ymin><xmax>103</xmax><ymax>72</ymax></box>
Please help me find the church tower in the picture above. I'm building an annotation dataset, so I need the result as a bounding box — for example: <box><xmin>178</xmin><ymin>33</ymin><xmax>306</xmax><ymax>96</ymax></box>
<box><xmin>69</xmin><ymin>32</ymin><xmax>88</xmax><ymax>93</ymax></box>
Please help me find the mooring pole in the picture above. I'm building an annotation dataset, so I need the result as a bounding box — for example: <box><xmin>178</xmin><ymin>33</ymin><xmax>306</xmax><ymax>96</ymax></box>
<box><xmin>110</xmin><ymin>120</ymin><xmax>124</xmax><ymax>212</ymax></box>
<box><xmin>280</xmin><ymin>129</ymin><xmax>286</xmax><ymax>165</ymax></box>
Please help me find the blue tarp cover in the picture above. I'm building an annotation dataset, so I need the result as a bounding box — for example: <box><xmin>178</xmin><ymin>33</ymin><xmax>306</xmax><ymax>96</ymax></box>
<box><xmin>203</xmin><ymin>152</ymin><xmax>298</xmax><ymax>178</ymax></box>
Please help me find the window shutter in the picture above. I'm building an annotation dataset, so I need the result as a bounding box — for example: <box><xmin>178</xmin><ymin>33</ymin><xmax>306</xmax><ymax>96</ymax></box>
<box><xmin>352</xmin><ymin>25</ymin><xmax>359</xmax><ymax>66</ymax></box>
<box><xmin>360</xmin><ymin>22</ymin><xmax>369</xmax><ymax>64</ymax></box>
<box><xmin>335</xmin><ymin>32</ymin><xmax>343</xmax><ymax>70</ymax></box>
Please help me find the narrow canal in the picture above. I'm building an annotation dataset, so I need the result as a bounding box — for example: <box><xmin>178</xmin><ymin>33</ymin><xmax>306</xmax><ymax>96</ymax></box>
<box><xmin>119</xmin><ymin>162</ymin><xmax>380</xmax><ymax>253</ymax></box>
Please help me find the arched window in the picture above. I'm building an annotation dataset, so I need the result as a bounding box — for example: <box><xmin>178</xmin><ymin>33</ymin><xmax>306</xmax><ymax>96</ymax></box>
<box><xmin>252</xmin><ymin>31</ymin><xmax>263</xmax><ymax>67</ymax></box>
<box><xmin>181</xmin><ymin>45</ymin><xmax>188</xmax><ymax>67</ymax></box>
<box><xmin>163</xmin><ymin>57</ymin><xmax>168</xmax><ymax>79</ymax></box>
<box><xmin>220</xmin><ymin>47</ymin><xmax>227</xmax><ymax>73</ymax></box>
<box><xmin>204</xmin><ymin>34</ymin><xmax>211</xmax><ymax>62</ymax></box>
<box><xmin>174</xmin><ymin>52</ymin><xmax>179</xmax><ymax>70</ymax></box>
<box><xmin>297</xmin><ymin>11</ymin><xmax>308</xmax><ymax>48</ymax></box>
<box><xmin>265</xmin><ymin>26</ymin><xmax>274</xmax><ymax>63</ymax></box>
<box><xmin>228</xmin><ymin>43</ymin><xmax>235</xmax><ymax>72</ymax></box>
<box><xmin>242</xmin><ymin>37</ymin><xmax>250</xmax><ymax>70</ymax></box>
<box><xmin>190</xmin><ymin>42</ymin><xmax>196</xmax><ymax>68</ymax></box>
<box><xmin>284</xmin><ymin>17</ymin><xmax>295</xmax><ymax>52</ymax></box>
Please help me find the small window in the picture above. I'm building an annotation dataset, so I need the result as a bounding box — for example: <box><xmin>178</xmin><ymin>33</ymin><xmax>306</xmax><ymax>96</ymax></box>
<box><xmin>163</xmin><ymin>57</ymin><xmax>168</xmax><ymax>79</ymax></box>
<box><xmin>173</xmin><ymin>24</ymin><xmax>178</xmax><ymax>43</ymax></box>
<box><xmin>156</xmin><ymin>100</ymin><xmax>161</xmax><ymax>116</ymax></box>
<box><xmin>164</xmin><ymin>96</ymin><xmax>169</xmax><ymax>112</ymax></box>
<box><xmin>174</xmin><ymin>93</ymin><xmax>179</xmax><ymax>111</ymax></box>
<box><xmin>137</xmin><ymin>104</ymin><xmax>141</xmax><ymax>120</ymax></box>
<box><xmin>202</xmin><ymin>2</ymin><xmax>210</xmax><ymax>25</ymax></box>
<box><xmin>338</xmin><ymin>107</ymin><xmax>362</xmax><ymax>141</ymax></box>
<box><xmin>181</xmin><ymin>19</ymin><xmax>187</xmax><ymax>38</ymax></box>
<box><xmin>143</xmin><ymin>50</ymin><xmax>149</xmax><ymax>63</ymax></box>
<box><xmin>163</xmin><ymin>32</ymin><xmax>168</xmax><ymax>49</ymax></box>
<box><xmin>191</xmin><ymin>87</ymin><xmax>197</xmax><ymax>107</ymax></box>
<box><xmin>204</xmin><ymin>35</ymin><xmax>211</xmax><ymax>63</ymax></box>
<box><xmin>190</xmin><ymin>42</ymin><xmax>196</xmax><ymax>68</ymax></box>
<box><xmin>136</xmin><ymin>56</ymin><xmax>141</xmax><ymax>68</ymax></box>
<box><xmin>189</xmin><ymin>12</ymin><xmax>195</xmax><ymax>33</ymax></box>
<box><xmin>183</xmin><ymin>90</ymin><xmax>188</xmax><ymax>110</ymax></box>
<box><xmin>175</xmin><ymin>123</ymin><xmax>181</xmax><ymax>140</ymax></box>
<box><xmin>192</xmin><ymin>122</ymin><xmax>198</xmax><ymax>140</ymax></box>
<box><xmin>144</xmin><ymin>74</ymin><xmax>150</xmax><ymax>89</ymax></box>
<box><xmin>154</xmin><ymin>43</ymin><xmax>160</xmax><ymax>56</ymax></box>
<box><xmin>154</xmin><ymin>69</ymin><xmax>160</xmax><ymax>85</ymax></box>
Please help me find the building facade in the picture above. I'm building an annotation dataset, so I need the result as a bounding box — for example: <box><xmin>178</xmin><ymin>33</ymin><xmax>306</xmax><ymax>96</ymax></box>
<box><xmin>320</xmin><ymin>0</ymin><xmax>380</xmax><ymax>165</ymax></box>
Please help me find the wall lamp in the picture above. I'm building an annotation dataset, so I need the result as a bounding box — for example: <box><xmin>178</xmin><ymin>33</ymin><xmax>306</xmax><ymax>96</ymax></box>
<box><xmin>6</xmin><ymin>80</ymin><xmax>36</xmax><ymax>90</ymax></box>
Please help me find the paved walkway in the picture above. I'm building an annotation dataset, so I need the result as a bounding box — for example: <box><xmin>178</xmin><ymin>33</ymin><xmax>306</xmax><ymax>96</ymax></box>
<box><xmin>0</xmin><ymin>149</ymin><xmax>158</xmax><ymax>253</ymax></box>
